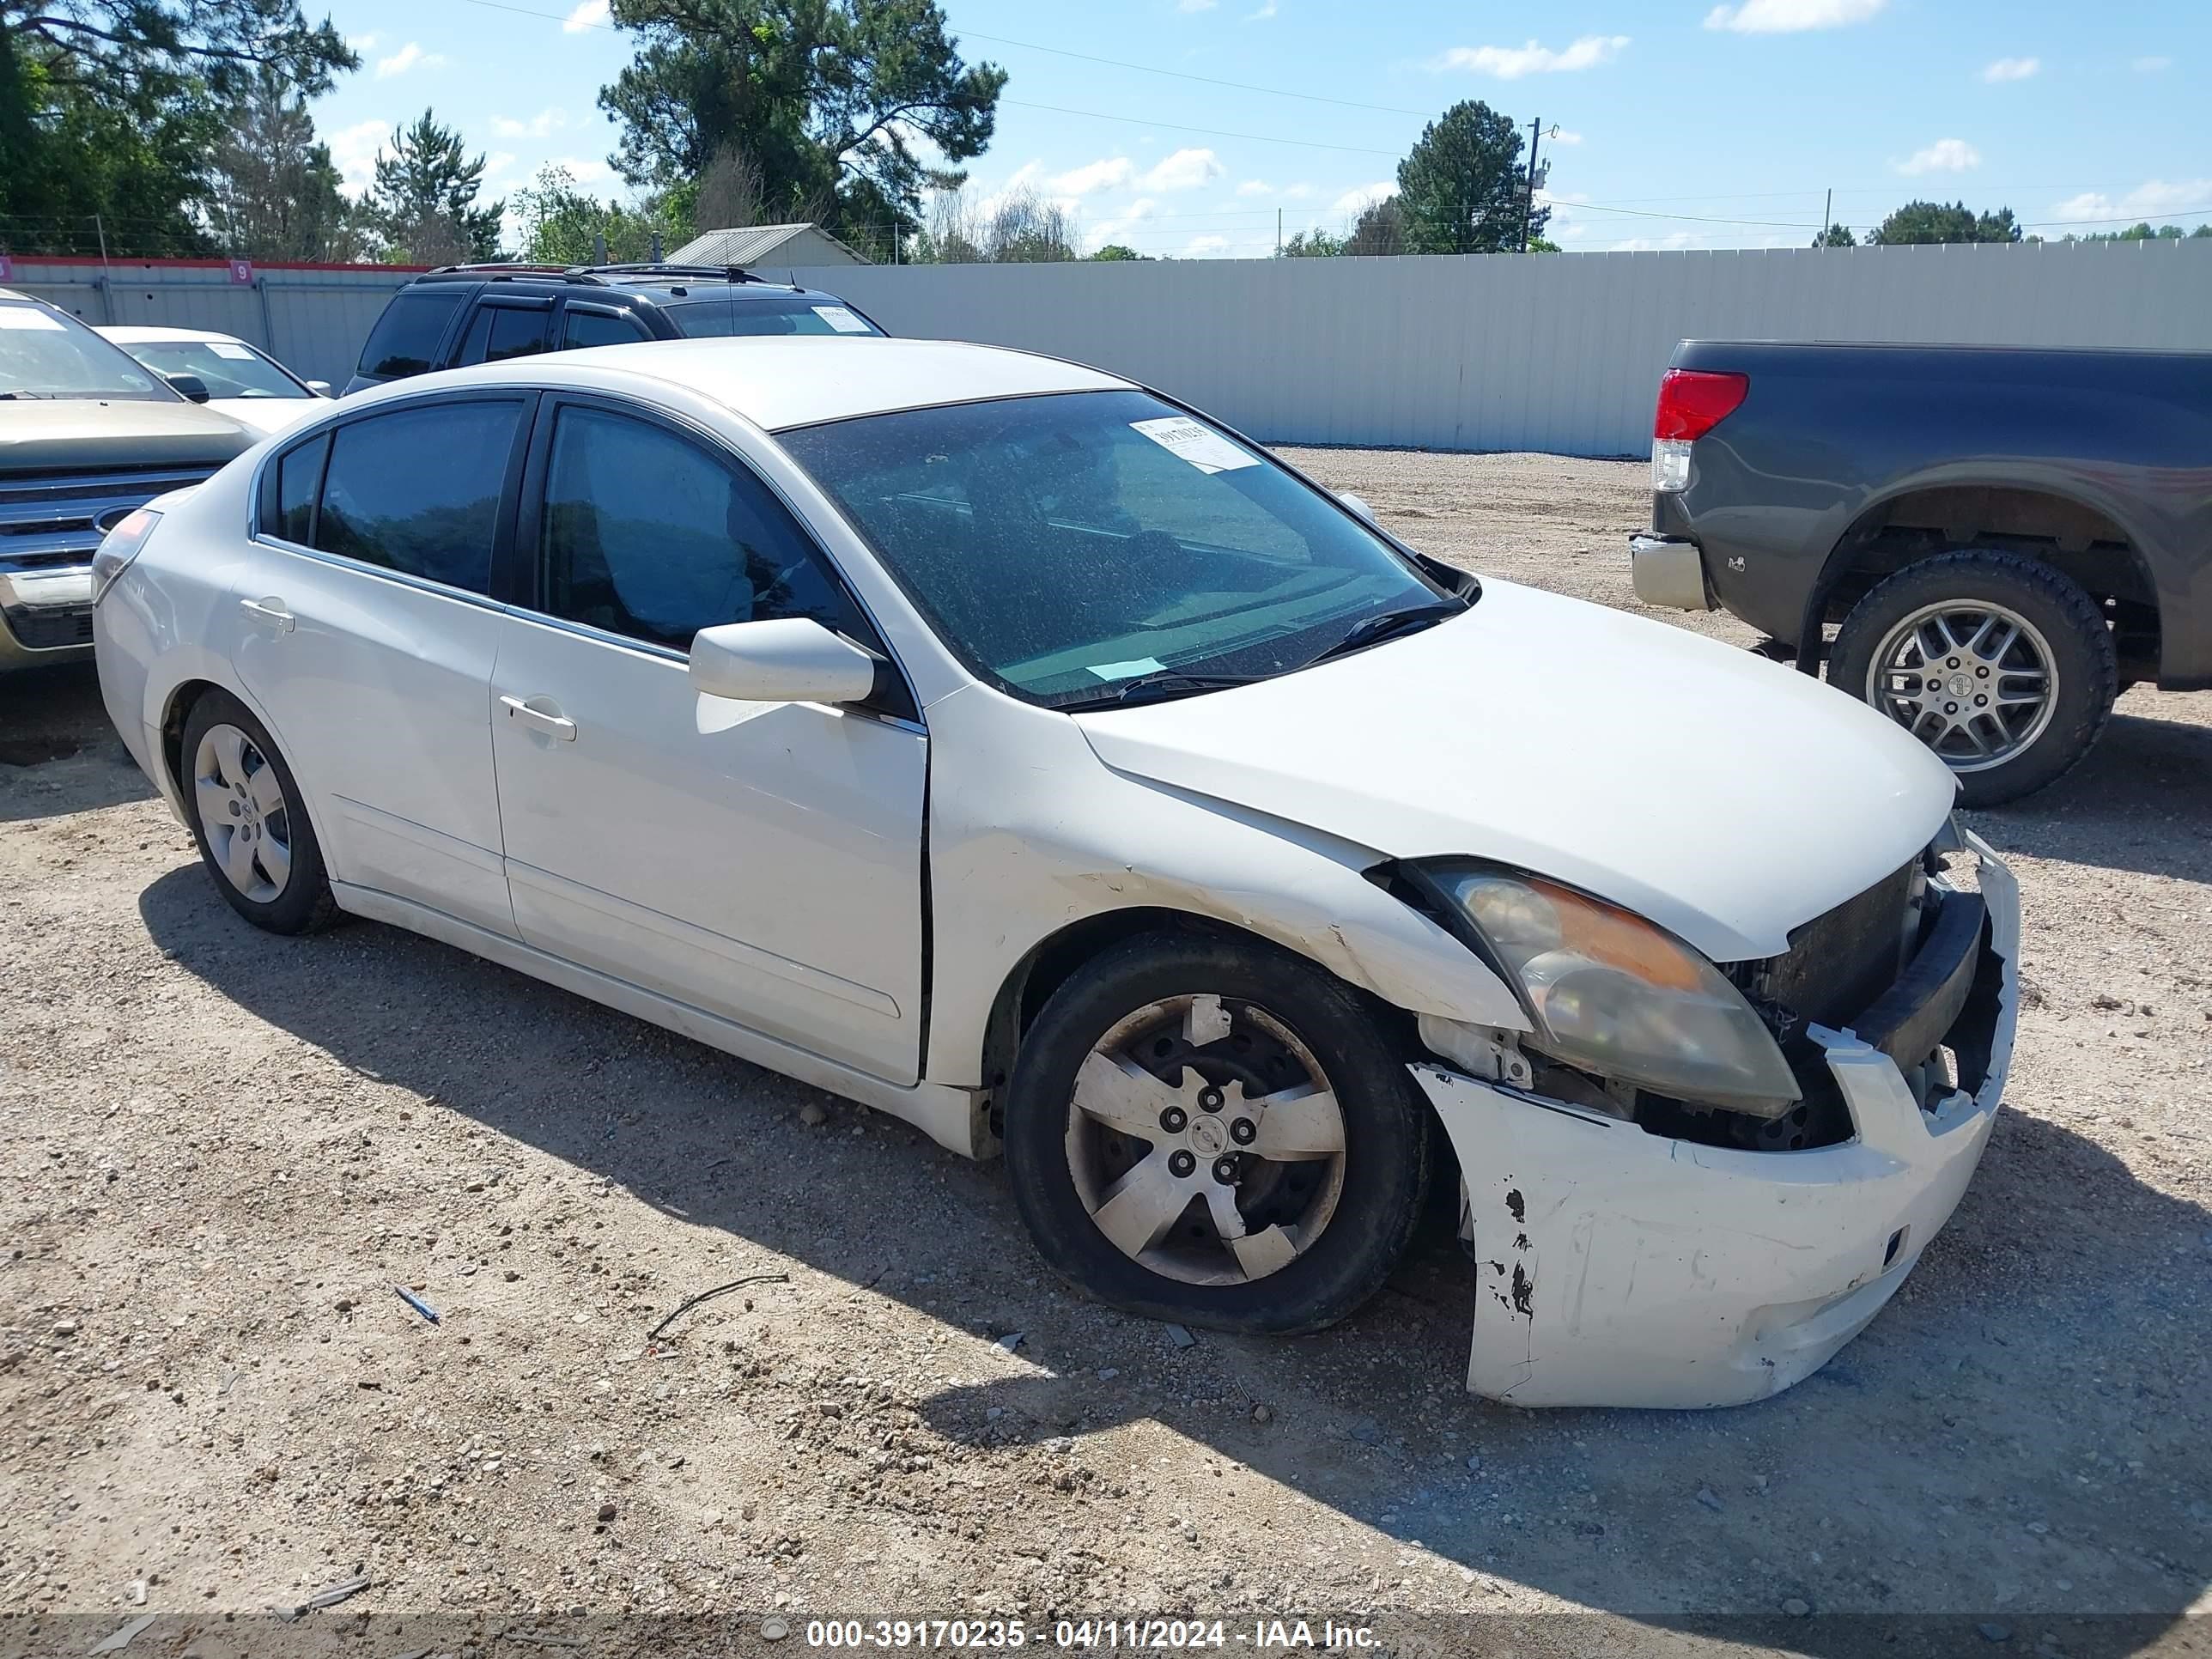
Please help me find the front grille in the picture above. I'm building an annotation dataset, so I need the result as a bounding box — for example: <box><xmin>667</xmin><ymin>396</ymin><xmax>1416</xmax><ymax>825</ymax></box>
<box><xmin>0</xmin><ymin>465</ymin><xmax>211</xmax><ymax>568</ymax></box>
<box><xmin>3</xmin><ymin>605</ymin><xmax>94</xmax><ymax>650</ymax></box>
<box><xmin>1734</xmin><ymin>860</ymin><xmax>1919</xmax><ymax>1028</ymax></box>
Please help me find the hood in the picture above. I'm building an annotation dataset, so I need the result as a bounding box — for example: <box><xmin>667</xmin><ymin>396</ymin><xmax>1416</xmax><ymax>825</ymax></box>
<box><xmin>1073</xmin><ymin>579</ymin><xmax>1957</xmax><ymax>963</ymax></box>
<box><xmin>0</xmin><ymin>398</ymin><xmax>256</xmax><ymax>475</ymax></box>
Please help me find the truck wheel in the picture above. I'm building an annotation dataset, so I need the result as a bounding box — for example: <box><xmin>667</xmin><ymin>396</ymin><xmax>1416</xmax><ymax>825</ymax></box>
<box><xmin>1829</xmin><ymin>550</ymin><xmax>2118</xmax><ymax>807</ymax></box>
<box><xmin>1001</xmin><ymin>934</ymin><xmax>1430</xmax><ymax>1337</ymax></box>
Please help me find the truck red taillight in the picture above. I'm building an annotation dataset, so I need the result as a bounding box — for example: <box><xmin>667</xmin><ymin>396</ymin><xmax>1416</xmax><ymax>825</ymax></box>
<box><xmin>1651</xmin><ymin>369</ymin><xmax>1748</xmax><ymax>493</ymax></box>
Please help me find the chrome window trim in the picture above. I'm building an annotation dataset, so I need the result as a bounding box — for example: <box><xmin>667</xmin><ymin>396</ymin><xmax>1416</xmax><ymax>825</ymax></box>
<box><xmin>245</xmin><ymin>530</ymin><xmax>512</xmax><ymax>615</ymax></box>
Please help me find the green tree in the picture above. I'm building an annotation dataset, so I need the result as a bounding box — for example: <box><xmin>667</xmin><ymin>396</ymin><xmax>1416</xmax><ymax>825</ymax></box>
<box><xmin>1278</xmin><ymin>227</ymin><xmax>1345</xmax><ymax>257</ymax></box>
<box><xmin>2</xmin><ymin>0</ymin><xmax>356</xmax><ymax>255</ymax></box>
<box><xmin>1866</xmin><ymin>200</ymin><xmax>2021</xmax><ymax>246</ymax></box>
<box><xmin>599</xmin><ymin>0</ymin><xmax>1006</xmax><ymax>260</ymax></box>
<box><xmin>1344</xmin><ymin>195</ymin><xmax>1407</xmax><ymax>256</ymax></box>
<box><xmin>362</xmin><ymin>111</ymin><xmax>504</xmax><ymax>264</ymax></box>
<box><xmin>2067</xmin><ymin>221</ymin><xmax>2212</xmax><ymax>242</ymax></box>
<box><xmin>514</xmin><ymin>163</ymin><xmax>688</xmax><ymax>264</ymax></box>
<box><xmin>1811</xmin><ymin>222</ymin><xmax>1856</xmax><ymax>247</ymax></box>
<box><xmin>1395</xmin><ymin>100</ymin><xmax>1543</xmax><ymax>254</ymax></box>
<box><xmin>206</xmin><ymin>68</ymin><xmax>360</xmax><ymax>260</ymax></box>
<box><xmin>1087</xmin><ymin>243</ymin><xmax>1146</xmax><ymax>261</ymax></box>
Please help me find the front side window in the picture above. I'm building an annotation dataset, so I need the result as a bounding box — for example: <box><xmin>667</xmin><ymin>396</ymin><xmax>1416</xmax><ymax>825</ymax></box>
<box><xmin>313</xmin><ymin>400</ymin><xmax>524</xmax><ymax>593</ymax></box>
<box><xmin>0</xmin><ymin>301</ymin><xmax>169</xmax><ymax>401</ymax></box>
<box><xmin>119</xmin><ymin>339</ymin><xmax>309</xmax><ymax>399</ymax></box>
<box><xmin>458</xmin><ymin>306</ymin><xmax>550</xmax><ymax>366</ymax></box>
<box><xmin>356</xmin><ymin>289</ymin><xmax>466</xmax><ymax>380</ymax></box>
<box><xmin>665</xmin><ymin>296</ymin><xmax>882</xmax><ymax>338</ymax></box>
<box><xmin>537</xmin><ymin>405</ymin><xmax>877</xmax><ymax>656</ymax></box>
<box><xmin>779</xmin><ymin>389</ymin><xmax>1462</xmax><ymax>706</ymax></box>
<box><xmin>561</xmin><ymin>307</ymin><xmax>651</xmax><ymax>350</ymax></box>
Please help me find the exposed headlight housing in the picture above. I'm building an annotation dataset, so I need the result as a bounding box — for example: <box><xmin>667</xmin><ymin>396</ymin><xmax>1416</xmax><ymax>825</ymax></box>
<box><xmin>1410</xmin><ymin>863</ymin><xmax>1801</xmax><ymax>1117</ymax></box>
<box><xmin>90</xmin><ymin>507</ymin><xmax>161</xmax><ymax>604</ymax></box>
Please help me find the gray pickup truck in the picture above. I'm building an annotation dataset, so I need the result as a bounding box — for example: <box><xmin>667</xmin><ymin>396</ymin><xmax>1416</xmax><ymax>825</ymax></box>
<box><xmin>2</xmin><ymin>288</ymin><xmax>256</xmax><ymax>673</ymax></box>
<box><xmin>1629</xmin><ymin>341</ymin><xmax>2212</xmax><ymax>805</ymax></box>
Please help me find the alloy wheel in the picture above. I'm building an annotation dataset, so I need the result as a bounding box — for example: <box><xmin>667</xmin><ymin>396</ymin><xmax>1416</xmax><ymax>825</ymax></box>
<box><xmin>1062</xmin><ymin>994</ymin><xmax>1347</xmax><ymax>1287</ymax></box>
<box><xmin>192</xmin><ymin>722</ymin><xmax>293</xmax><ymax>902</ymax></box>
<box><xmin>1865</xmin><ymin>600</ymin><xmax>2059</xmax><ymax>772</ymax></box>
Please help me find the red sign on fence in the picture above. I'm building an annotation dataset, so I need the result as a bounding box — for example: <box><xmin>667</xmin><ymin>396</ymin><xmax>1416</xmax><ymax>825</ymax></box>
<box><xmin>228</xmin><ymin>259</ymin><xmax>254</xmax><ymax>286</ymax></box>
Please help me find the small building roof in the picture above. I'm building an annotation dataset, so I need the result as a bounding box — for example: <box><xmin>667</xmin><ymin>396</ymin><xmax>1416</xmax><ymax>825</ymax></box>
<box><xmin>667</xmin><ymin>223</ymin><xmax>872</xmax><ymax>267</ymax></box>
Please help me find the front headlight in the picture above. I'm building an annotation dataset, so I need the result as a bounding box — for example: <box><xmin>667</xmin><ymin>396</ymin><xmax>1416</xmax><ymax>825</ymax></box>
<box><xmin>1414</xmin><ymin>864</ymin><xmax>1801</xmax><ymax>1116</ymax></box>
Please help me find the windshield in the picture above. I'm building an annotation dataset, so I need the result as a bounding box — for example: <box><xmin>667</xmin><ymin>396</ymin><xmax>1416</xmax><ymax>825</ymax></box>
<box><xmin>665</xmin><ymin>295</ymin><xmax>882</xmax><ymax>338</ymax></box>
<box><xmin>118</xmin><ymin>339</ymin><xmax>309</xmax><ymax>399</ymax></box>
<box><xmin>780</xmin><ymin>389</ymin><xmax>1463</xmax><ymax>708</ymax></box>
<box><xmin>0</xmin><ymin>302</ymin><xmax>173</xmax><ymax>401</ymax></box>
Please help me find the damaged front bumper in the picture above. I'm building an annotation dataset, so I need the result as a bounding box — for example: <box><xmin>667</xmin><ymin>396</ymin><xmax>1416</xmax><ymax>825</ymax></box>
<box><xmin>1413</xmin><ymin>824</ymin><xmax>2020</xmax><ymax>1410</ymax></box>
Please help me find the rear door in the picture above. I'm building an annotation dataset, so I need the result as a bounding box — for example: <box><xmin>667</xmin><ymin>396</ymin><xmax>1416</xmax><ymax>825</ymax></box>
<box><xmin>230</xmin><ymin>393</ymin><xmax>533</xmax><ymax>936</ymax></box>
<box><xmin>553</xmin><ymin>301</ymin><xmax>655</xmax><ymax>352</ymax></box>
<box><xmin>449</xmin><ymin>297</ymin><xmax>554</xmax><ymax>368</ymax></box>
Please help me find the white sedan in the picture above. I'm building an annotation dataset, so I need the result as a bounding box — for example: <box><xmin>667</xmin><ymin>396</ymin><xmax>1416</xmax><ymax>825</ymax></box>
<box><xmin>98</xmin><ymin>325</ymin><xmax>330</xmax><ymax>435</ymax></box>
<box><xmin>89</xmin><ymin>337</ymin><xmax>2019</xmax><ymax>1408</ymax></box>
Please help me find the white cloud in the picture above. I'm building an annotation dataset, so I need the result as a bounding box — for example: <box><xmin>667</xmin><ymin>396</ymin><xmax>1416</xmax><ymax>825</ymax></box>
<box><xmin>1177</xmin><ymin>0</ymin><xmax>1217</xmax><ymax>10</ymax></box>
<box><xmin>492</xmin><ymin>107</ymin><xmax>568</xmax><ymax>140</ymax></box>
<box><xmin>1246</xmin><ymin>0</ymin><xmax>1277</xmax><ymax>15</ymax></box>
<box><xmin>1236</xmin><ymin>179</ymin><xmax>1275</xmax><ymax>198</ymax></box>
<box><xmin>2047</xmin><ymin>178</ymin><xmax>2212</xmax><ymax>225</ymax></box>
<box><xmin>1139</xmin><ymin>148</ymin><xmax>1224</xmax><ymax>191</ymax></box>
<box><xmin>1332</xmin><ymin>181</ymin><xmax>1395</xmax><ymax>213</ymax></box>
<box><xmin>1895</xmin><ymin>137</ymin><xmax>1981</xmax><ymax>175</ymax></box>
<box><xmin>1089</xmin><ymin>198</ymin><xmax>1158</xmax><ymax>249</ymax></box>
<box><xmin>1980</xmin><ymin>56</ymin><xmax>2039</xmax><ymax>82</ymax></box>
<box><xmin>1436</xmin><ymin>35</ymin><xmax>1629</xmax><ymax>77</ymax></box>
<box><xmin>2132</xmin><ymin>55</ymin><xmax>2171</xmax><ymax>72</ymax></box>
<box><xmin>483</xmin><ymin>151</ymin><xmax>518</xmax><ymax>181</ymax></box>
<box><xmin>548</xmin><ymin>155</ymin><xmax>619</xmax><ymax>191</ymax></box>
<box><xmin>347</xmin><ymin>32</ymin><xmax>379</xmax><ymax>52</ymax></box>
<box><xmin>1184</xmin><ymin>234</ymin><xmax>1232</xmax><ymax>257</ymax></box>
<box><xmin>374</xmin><ymin>42</ymin><xmax>444</xmax><ymax>78</ymax></box>
<box><xmin>1548</xmin><ymin>128</ymin><xmax>1584</xmax><ymax>145</ymax></box>
<box><xmin>562</xmin><ymin>0</ymin><xmax>611</xmax><ymax>30</ymax></box>
<box><xmin>1704</xmin><ymin>0</ymin><xmax>1884</xmax><ymax>33</ymax></box>
<box><xmin>1050</xmin><ymin>157</ymin><xmax>1137</xmax><ymax>197</ymax></box>
<box><xmin>329</xmin><ymin>119</ymin><xmax>388</xmax><ymax>198</ymax></box>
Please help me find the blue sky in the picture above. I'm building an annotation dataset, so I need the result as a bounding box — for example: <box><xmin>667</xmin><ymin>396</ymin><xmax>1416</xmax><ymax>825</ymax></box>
<box><xmin>308</xmin><ymin>0</ymin><xmax>2212</xmax><ymax>257</ymax></box>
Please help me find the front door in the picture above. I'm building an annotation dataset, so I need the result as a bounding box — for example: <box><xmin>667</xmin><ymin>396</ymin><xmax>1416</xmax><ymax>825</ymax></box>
<box><xmin>488</xmin><ymin>398</ymin><xmax>927</xmax><ymax>1083</ymax></box>
<box><xmin>229</xmin><ymin>393</ymin><xmax>532</xmax><ymax>937</ymax></box>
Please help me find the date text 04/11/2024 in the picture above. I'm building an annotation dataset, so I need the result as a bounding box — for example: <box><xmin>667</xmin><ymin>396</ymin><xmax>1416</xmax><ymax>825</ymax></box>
<box><xmin>802</xmin><ymin>1620</ymin><xmax>1379</xmax><ymax>1650</ymax></box>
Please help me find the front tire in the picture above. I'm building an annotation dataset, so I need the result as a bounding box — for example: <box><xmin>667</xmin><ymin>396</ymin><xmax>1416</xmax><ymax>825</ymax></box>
<box><xmin>1828</xmin><ymin>550</ymin><xmax>2118</xmax><ymax>807</ymax></box>
<box><xmin>179</xmin><ymin>689</ymin><xmax>340</xmax><ymax>934</ymax></box>
<box><xmin>1001</xmin><ymin>933</ymin><xmax>1431</xmax><ymax>1336</ymax></box>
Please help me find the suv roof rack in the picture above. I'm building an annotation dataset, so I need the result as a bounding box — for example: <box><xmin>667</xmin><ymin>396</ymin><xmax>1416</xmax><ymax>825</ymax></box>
<box><xmin>580</xmin><ymin>263</ymin><xmax>772</xmax><ymax>285</ymax></box>
<box><xmin>420</xmin><ymin>261</ymin><xmax>776</xmax><ymax>288</ymax></box>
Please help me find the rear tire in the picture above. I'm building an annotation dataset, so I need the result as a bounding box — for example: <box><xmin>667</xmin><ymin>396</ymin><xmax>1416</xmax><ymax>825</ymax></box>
<box><xmin>1828</xmin><ymin>550</ymin><xmax>2117</xmax><ymax>807</ymax></box>
<box><xmin>1001</xmin><ymin>933</ymin><xmax>1430</xmax><ymax>1337</ymax></box>
<box><xmin>179</xmin><ymin>689</ymin><xmax>340</xmax><ymax>935</ymax></box>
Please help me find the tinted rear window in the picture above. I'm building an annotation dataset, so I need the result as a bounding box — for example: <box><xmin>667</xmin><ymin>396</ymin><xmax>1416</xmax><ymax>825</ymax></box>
<box><xmin>274</xmin><ymin>433</ymin><xmax>329</xmax><ymax>543</ymax></box>
<box><xmin>313</xmin><ymin>399</ymin><xmax>524</xmax><ymax>592</ymax></box>
<box><xmin>458</xmin><ymin>306</ymin><xmax>550</xmax><ymax>366</ymax></box>
<box><xmin>356</xmin><ymin>289</ymin><xmax>467</xmax><ymax>380</ymax></box>
<box><xmin>664</xmin><ymin>297</ymin><xmax>881</xmax><ymax>338</ymax></box>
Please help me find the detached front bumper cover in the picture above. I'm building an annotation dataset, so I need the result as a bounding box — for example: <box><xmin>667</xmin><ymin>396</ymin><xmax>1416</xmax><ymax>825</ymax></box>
<box><xmin>1415</xmin><ymin>824</ymin><xmax>2020</xmax><ymax>1409</ymax></box>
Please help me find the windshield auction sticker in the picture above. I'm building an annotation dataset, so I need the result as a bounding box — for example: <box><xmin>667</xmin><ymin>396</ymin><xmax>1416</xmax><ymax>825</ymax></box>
<box><xmin>1129</xmin><ymin>416</ymin><xmax>1260</xmax><ymax>474</ymax></box>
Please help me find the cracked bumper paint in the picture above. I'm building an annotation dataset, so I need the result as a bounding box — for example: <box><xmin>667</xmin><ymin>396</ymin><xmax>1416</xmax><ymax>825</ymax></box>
<box><xmin>1414</xmin><ymin>829</ymin><xmax>2020</xmax><ymax>1410</ymax></box>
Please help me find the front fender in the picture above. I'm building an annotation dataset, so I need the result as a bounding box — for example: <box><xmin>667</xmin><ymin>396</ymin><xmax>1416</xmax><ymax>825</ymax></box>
<box><xmin>921</xmin><ymin>684</ymin><xmax>1528</xmax><ymax>1091</ymax></box>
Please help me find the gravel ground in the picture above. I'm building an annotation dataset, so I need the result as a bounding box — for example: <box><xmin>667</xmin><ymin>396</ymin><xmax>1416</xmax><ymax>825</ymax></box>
<box><xmin>3</xmin><ymin>451</ymin><xmax>2209</xmax><ymax>1658</ymax></box>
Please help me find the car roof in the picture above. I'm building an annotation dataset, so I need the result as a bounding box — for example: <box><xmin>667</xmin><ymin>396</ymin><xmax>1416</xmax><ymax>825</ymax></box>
<box><xmin>378</xmin><ymin>337</ymin><xmax>1134</xmax><ymax>433</ymax></box>
<box><xmin>99</xmin><ymin>325</ymin><xmax>251</xmax><ymax>346</ymax></box>
<box><xmin>409</xmin><ymin>264</ymin><xmax>824</xmax><ymax>301</ymax></box>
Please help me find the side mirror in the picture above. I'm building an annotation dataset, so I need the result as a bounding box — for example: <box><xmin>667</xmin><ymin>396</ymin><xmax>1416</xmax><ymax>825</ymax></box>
<box><xmin>689</xmin><ymin>617</ymin><xmax>879</xmax><ymax>706</ymax></box>
<box><xmin>305</xmin><ymin>380</ymin><xmax>332</xmax><ymax>397</ymax></box>
<box><xmin>1336</xmin><ymin>490</ymin><xmax>1379</xmax><ymax>527</ymax></box>
<box><xmin>164</xmin><ymin>373</ymin><xmax>211</xmax><ymax>404</ymax></box>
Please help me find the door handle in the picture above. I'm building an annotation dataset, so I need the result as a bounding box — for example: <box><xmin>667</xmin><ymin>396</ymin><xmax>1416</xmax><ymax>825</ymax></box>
<box><xmin>500</xmin><ymin>694</ymin><xmax>578</xmax><ymax>741</ymax></box>
<box><xmin>240</xmin><ymin>596</ymin><xmax>295</xmax><ymax>634</ymax></box>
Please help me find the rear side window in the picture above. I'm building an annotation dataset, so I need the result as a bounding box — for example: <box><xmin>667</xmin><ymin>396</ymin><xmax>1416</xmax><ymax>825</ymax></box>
<box><xmin>313</xmin><ymin>400</ymin><xmax>524</xmax><ymax>593</ymax></box>
<box><xmin>562</xmin><ymin>307</ymin><xmax>652</xmax><ymax>350</ymax></box>
<box><xmin>273</xmin><ymin>433</ymin><xmax>329</xmax><ymax>544</ymax></box>
<box><xmin>667</xmin><ymin>297</ymin><xmax>882</xmax><ymax>338</ymax></box>
<box><xmin>356</xmin><ymin>289</ymin><xmax>466</xmax><ymax>380</ymax></box>
<box><xmin>457</xmin><ymin>305</ymin><xmax>550</xmax><ymax>366</ymax></box>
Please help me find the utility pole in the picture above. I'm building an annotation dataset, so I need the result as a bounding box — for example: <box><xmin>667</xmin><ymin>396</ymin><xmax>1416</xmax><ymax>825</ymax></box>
<box><xmin>1276</xmin><ymin>208</ymin><xmax>1283</xmax><ymax>257</ymax></box>
<box><xmin>1822</xmin><ymin>187</ymin><xmax>1832</xmax><ymax>244</ymax></box>
<box><xmin>1520</xmin><ymin>117</ymin><xmax>1544</xmax><ymax>252</ymax></box>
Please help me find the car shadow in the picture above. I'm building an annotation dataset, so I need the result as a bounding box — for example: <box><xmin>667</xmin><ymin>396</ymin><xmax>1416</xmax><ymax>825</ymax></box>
<box><xmin>0</xmin><ymin>662</ymin><xmax>157</xmax><ymax>823</ymax></box>
<box><xmin>1960</xmin><ymin>700</ymin><xmax>2212</xmax><ymax>886</ymax></box>
<box><xmin>138</xmin><ymin>866</ymin><xmax>2210</xmax><ymax>1657</ymax></box>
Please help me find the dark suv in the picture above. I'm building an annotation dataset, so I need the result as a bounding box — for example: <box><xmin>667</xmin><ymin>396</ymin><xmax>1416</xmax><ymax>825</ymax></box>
<box><xmin>343</xmin><ymin>264</ymin><xmax>885</xmax><ymax>395</ymax></box>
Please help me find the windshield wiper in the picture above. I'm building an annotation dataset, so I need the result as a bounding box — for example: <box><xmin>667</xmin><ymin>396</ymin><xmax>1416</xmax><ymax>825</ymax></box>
<box><xmin>1056</xmin><ymin>668</ymin><xmax>1276</xmax><ymax>712</ymax></box>
<box><xmin>0</xmin><ymin>390</ymin><xmax>53</xmax><ymax>400</ymax></box>
<box><xmin>1299</xmin><ymin>600</ymin><xmax>1465</xmax><ymax>668</ymax></box>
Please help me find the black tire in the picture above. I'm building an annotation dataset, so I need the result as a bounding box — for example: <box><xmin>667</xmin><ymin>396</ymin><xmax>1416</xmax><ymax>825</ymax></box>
<box><xmin>1001</xmin><ymin>933</ymin><xmax>1431</xmax><ymax>1337</ymax></box>
<box><xmin>179</xmin><ymin>688</ymin><xmax>342</xmax><ymax>935</ymax></box>
<box><xmin>1827</xmin><ymin>550</ymin><xmax>2118</xmax><ymax>808</ymax></box>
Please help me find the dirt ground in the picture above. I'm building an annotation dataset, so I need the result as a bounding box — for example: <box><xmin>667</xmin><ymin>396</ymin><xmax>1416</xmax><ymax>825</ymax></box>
<box><xmin>3</xmin><ymin>451</ymin><xmax>2209</xmax><ymax>1659</ymax></box>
